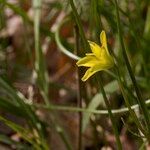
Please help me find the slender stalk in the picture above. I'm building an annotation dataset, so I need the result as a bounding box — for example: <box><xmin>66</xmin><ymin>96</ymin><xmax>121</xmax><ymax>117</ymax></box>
<box><xmin>114</xmin><ymin>0</ymin><xmax>150</xmax><ymax>135</ymax></box>
<box><xmin>69</xmin><ymin>0</ymin><xmax>90</xmax><ymax>52</ymax></box>
<box><xmin>55</xmin><ymin>18</ymin><xmax>80</xmax><ymax>60</ymax></box>
<box><xmin>114</xmin><ymin>66</ymin><xmax>146</xmax><ymax>137</ymax></box>
<box><xmin>96</xmin><ymin>75</ymin><xmax>122</xmax><ymax>150</ymax></box>
<box><xmin>74</xmin><ymin>25</ymin><xmax>83</xmax><ymax>150</ymax></box>
<box><xmin>33</xmin><ymin>0</ymin><xmax>41</xmax><ymax>67</ymax></box>
<box><xmin>33</xmin><ymin>0</ymin><xmax>49</xmax><ymax>106</ymax></box>
<box><xmin>34</xmin><ymin>99</ymin><xmax>150</xmax><ymax>115</ymax></box>
<box><xmin>33</xmin><ymin>1</ymin><xmax>73</xmax><ymax>149</ymax></box>
<box><xmin>90</xmin><ymin>0</ymin><xmax>103</xmax><ymax>41</ymax></box>
<box><xmin>55</xmin><ymin>125</ymin><xmax>73</xmax><ymax>150</ymax></box>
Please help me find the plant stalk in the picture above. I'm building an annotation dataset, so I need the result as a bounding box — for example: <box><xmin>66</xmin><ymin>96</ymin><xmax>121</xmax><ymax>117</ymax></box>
<box><xmin>74</xmin><ymin>25</ymin><xmax>83</xmax><ymax>150</ymax></box>
<box><xmin>114</xmin><ymin>66</ymin><xmax>146</xmax><ymax>137</ymax></box>
<box><xmin>69</xmin><ymin>0</ymin><xmax>90</xmax><ymax>52</ymax></box>
<box><xmin>114</xmin><ymin>0</ymin><xmax>150</xmax><ymax>135</ymax></box>
<box><xmin>96</xmin><ymin>75</ymin><xmax>122</xmax><ymax>150</ymax></box>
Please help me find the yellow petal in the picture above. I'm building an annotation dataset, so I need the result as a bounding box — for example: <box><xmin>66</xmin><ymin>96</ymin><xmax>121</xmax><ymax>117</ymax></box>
<box><xmin>88</xmin><ymin>41</ymin><xmax>102</xmax><ymax>58</ymax></box>
<box><xmin>81</xmin><ymin>68</ymin><xmax>96</xmax><ymax>81</ymax></box>
<box><xmin>81</xmin><ymin>63</ymin><xmax>109</xmax><ymax>81</ymax></box>
<box><xmin>100</xmin><ymin>47</ymin><xmax>114</xmax><ymax>66</ymax></box>
<box><xmin>100</xmin><ymin>30</ymin><xmax>109</xmax><ymax>54</ymax></box>
<box><xmin>76</xmin><ymin>55</ymin><xmax>99</xmax><ymax>67</ymax></box>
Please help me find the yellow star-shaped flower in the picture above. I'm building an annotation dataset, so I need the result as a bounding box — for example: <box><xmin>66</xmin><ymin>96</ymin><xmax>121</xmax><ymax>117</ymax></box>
<box><xmin>76</xmin><ymin>30</ymin><xmax>114</xmax><ymax>81</ymax></box>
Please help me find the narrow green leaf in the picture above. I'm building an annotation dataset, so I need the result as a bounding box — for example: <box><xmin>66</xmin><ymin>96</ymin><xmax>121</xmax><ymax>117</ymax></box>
<box><xmin>0</xmin><ymin>116</ymin><xmax>39</xmax><ymax>149</ymax></box>
<box><xmin>0</xmin><ymin>134</ymin><xmax>32</xmax><ymax>150</ymax></box>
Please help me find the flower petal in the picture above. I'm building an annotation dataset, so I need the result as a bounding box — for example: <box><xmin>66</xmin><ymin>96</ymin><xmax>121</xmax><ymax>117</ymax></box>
<box><xmin>81</xmin><ymin>68</ymin><xmax>96</xmax><ymax>81</ymax></box>
<box><xmin>100</xmin><ymin>30</ymin><xmax>109</xmax><ymax>54</ymax></box>
<box><xmin>81</xmin><ymin>63</ymin><xmax>110</xmax><ymax>81</ymax></box>
<box><xmin>88</xmin><ymin>41</ymin><xmax>102</xmax><ymax>58</ymax></box>
<box><xmin>100</xmin><ymin>47</ymin><xmax>114</xmax><ymax>66</ymax></box>
<box><xmin>76</xmin><ymin>55</ymin><xmax>99</xmax><ymax>67</ymax></box>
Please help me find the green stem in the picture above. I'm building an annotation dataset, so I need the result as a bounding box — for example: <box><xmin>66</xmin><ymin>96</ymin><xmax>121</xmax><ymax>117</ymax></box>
<box><xmin>55</xmin><ymin>17</ymin><xmax>80</xmax><ymax>60</ymax></box>
<box><xmin>34</xmin><ymin>99</ymin><xmax>150</xmax><ymax>115</ymax></box>
<box><xmin>96</xmin><ymin>75</ymin><xmax>122</xmax><ymax>150</ymax></box>
<box><xmin>33</xmin><ymin>0</ymin><xmax>49</xmax><ymax>106</ymax></box>
<box><xmin>114</xmin><ymin>0</ymin><xmax>150</xmax><ymax>135</ymax></box>
<box><xmin>74</xmin><ymin>25</ymin><xmax>83</xmax><ymax>150</ymax></box>
<box><xmin>33</xmin><ymin>1</ymin><xmax>73</xmax><ymax>149</ymax></box>
<box><xmin>56</xmin><ymin>126</ymin><xmax>73</xmax><ymax>150</ymax></box>
<box><xmin>69</xmin><ymin>0</ymin><xmax>90</xmax><ymax>52</ymax></box>
<box><xmin>114</xmin><ymin>66</ymin><xmax>146</xmax><ymax>137</ymax></box>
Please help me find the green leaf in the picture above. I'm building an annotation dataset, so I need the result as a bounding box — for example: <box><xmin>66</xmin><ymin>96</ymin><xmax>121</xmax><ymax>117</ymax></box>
<box><xmin>0</xmin><ymin>97</ymin><xmax>27</xmax><ymax>117</ymax></box>
<box><xmin>0</xmin><ymin>77</ymin><xmax>39</xmax><ymax>127</ymax></box>
<box><xmin>0</xmin><ymin>116</ymin><xmax>39</xmax><ymax>149</ymax></box>
<box><xmin>0</xmin><ymin>134</ymin><xmax>32</xmax><ymax>150</ymax></box>
<box><xmin>0</xmin><ymin>77</ymin><xmax>48</xmax><ymax>148</ymax></box>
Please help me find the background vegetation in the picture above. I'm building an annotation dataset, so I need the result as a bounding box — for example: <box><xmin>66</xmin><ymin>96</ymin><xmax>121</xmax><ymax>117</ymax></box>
<box><xmin>0</xmin><ymin>0</ymin><xmax>150</xmax><ymax>149</ymax></box>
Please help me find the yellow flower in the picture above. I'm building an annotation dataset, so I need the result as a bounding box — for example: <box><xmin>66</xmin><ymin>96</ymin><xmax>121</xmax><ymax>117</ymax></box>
<box><xmin>76</xmin><ymin>30</ymin><xmax>114</xmax><ymax>81</ymax></box>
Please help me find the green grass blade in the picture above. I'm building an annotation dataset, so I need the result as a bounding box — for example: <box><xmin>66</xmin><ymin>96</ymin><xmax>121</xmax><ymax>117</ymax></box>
<box><xmin>0</xmin><ymin>134</ymin><xmax>33</xmax><ymax>150</ymax></box>
<box><xmin>0</xmin><ymin>116</ymin><xmax>40</xmax><ymax>149</ymax></box>
<box><xmin>33</xmin><ymin>0</ymin><xmax>49</xmax><ymax>106</ymax></box>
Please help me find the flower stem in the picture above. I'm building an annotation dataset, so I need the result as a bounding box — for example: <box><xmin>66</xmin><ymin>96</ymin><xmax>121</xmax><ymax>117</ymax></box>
<box><xmin>69</xmin><ymin>0</ymin><xmax>90</xmax><ymax>52</ymax></box>
<box><xmin>74</xmin><ymin>25</ymin><xmax>83</xmax><ymax>150</ymax></box>
<box><xmin>96</xmin><ymin>75</ymin><xmax>122</xmax><ymax>150</ymax></box>
<box><xmin>114</xmin><ymin>66</ymin><xmax>146</xmax><ymax>137</ymax></box>
<box><xmin>114</xmin><ymin>0</ymin><xmax>150</xmax><ymax>135</ymax></box>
